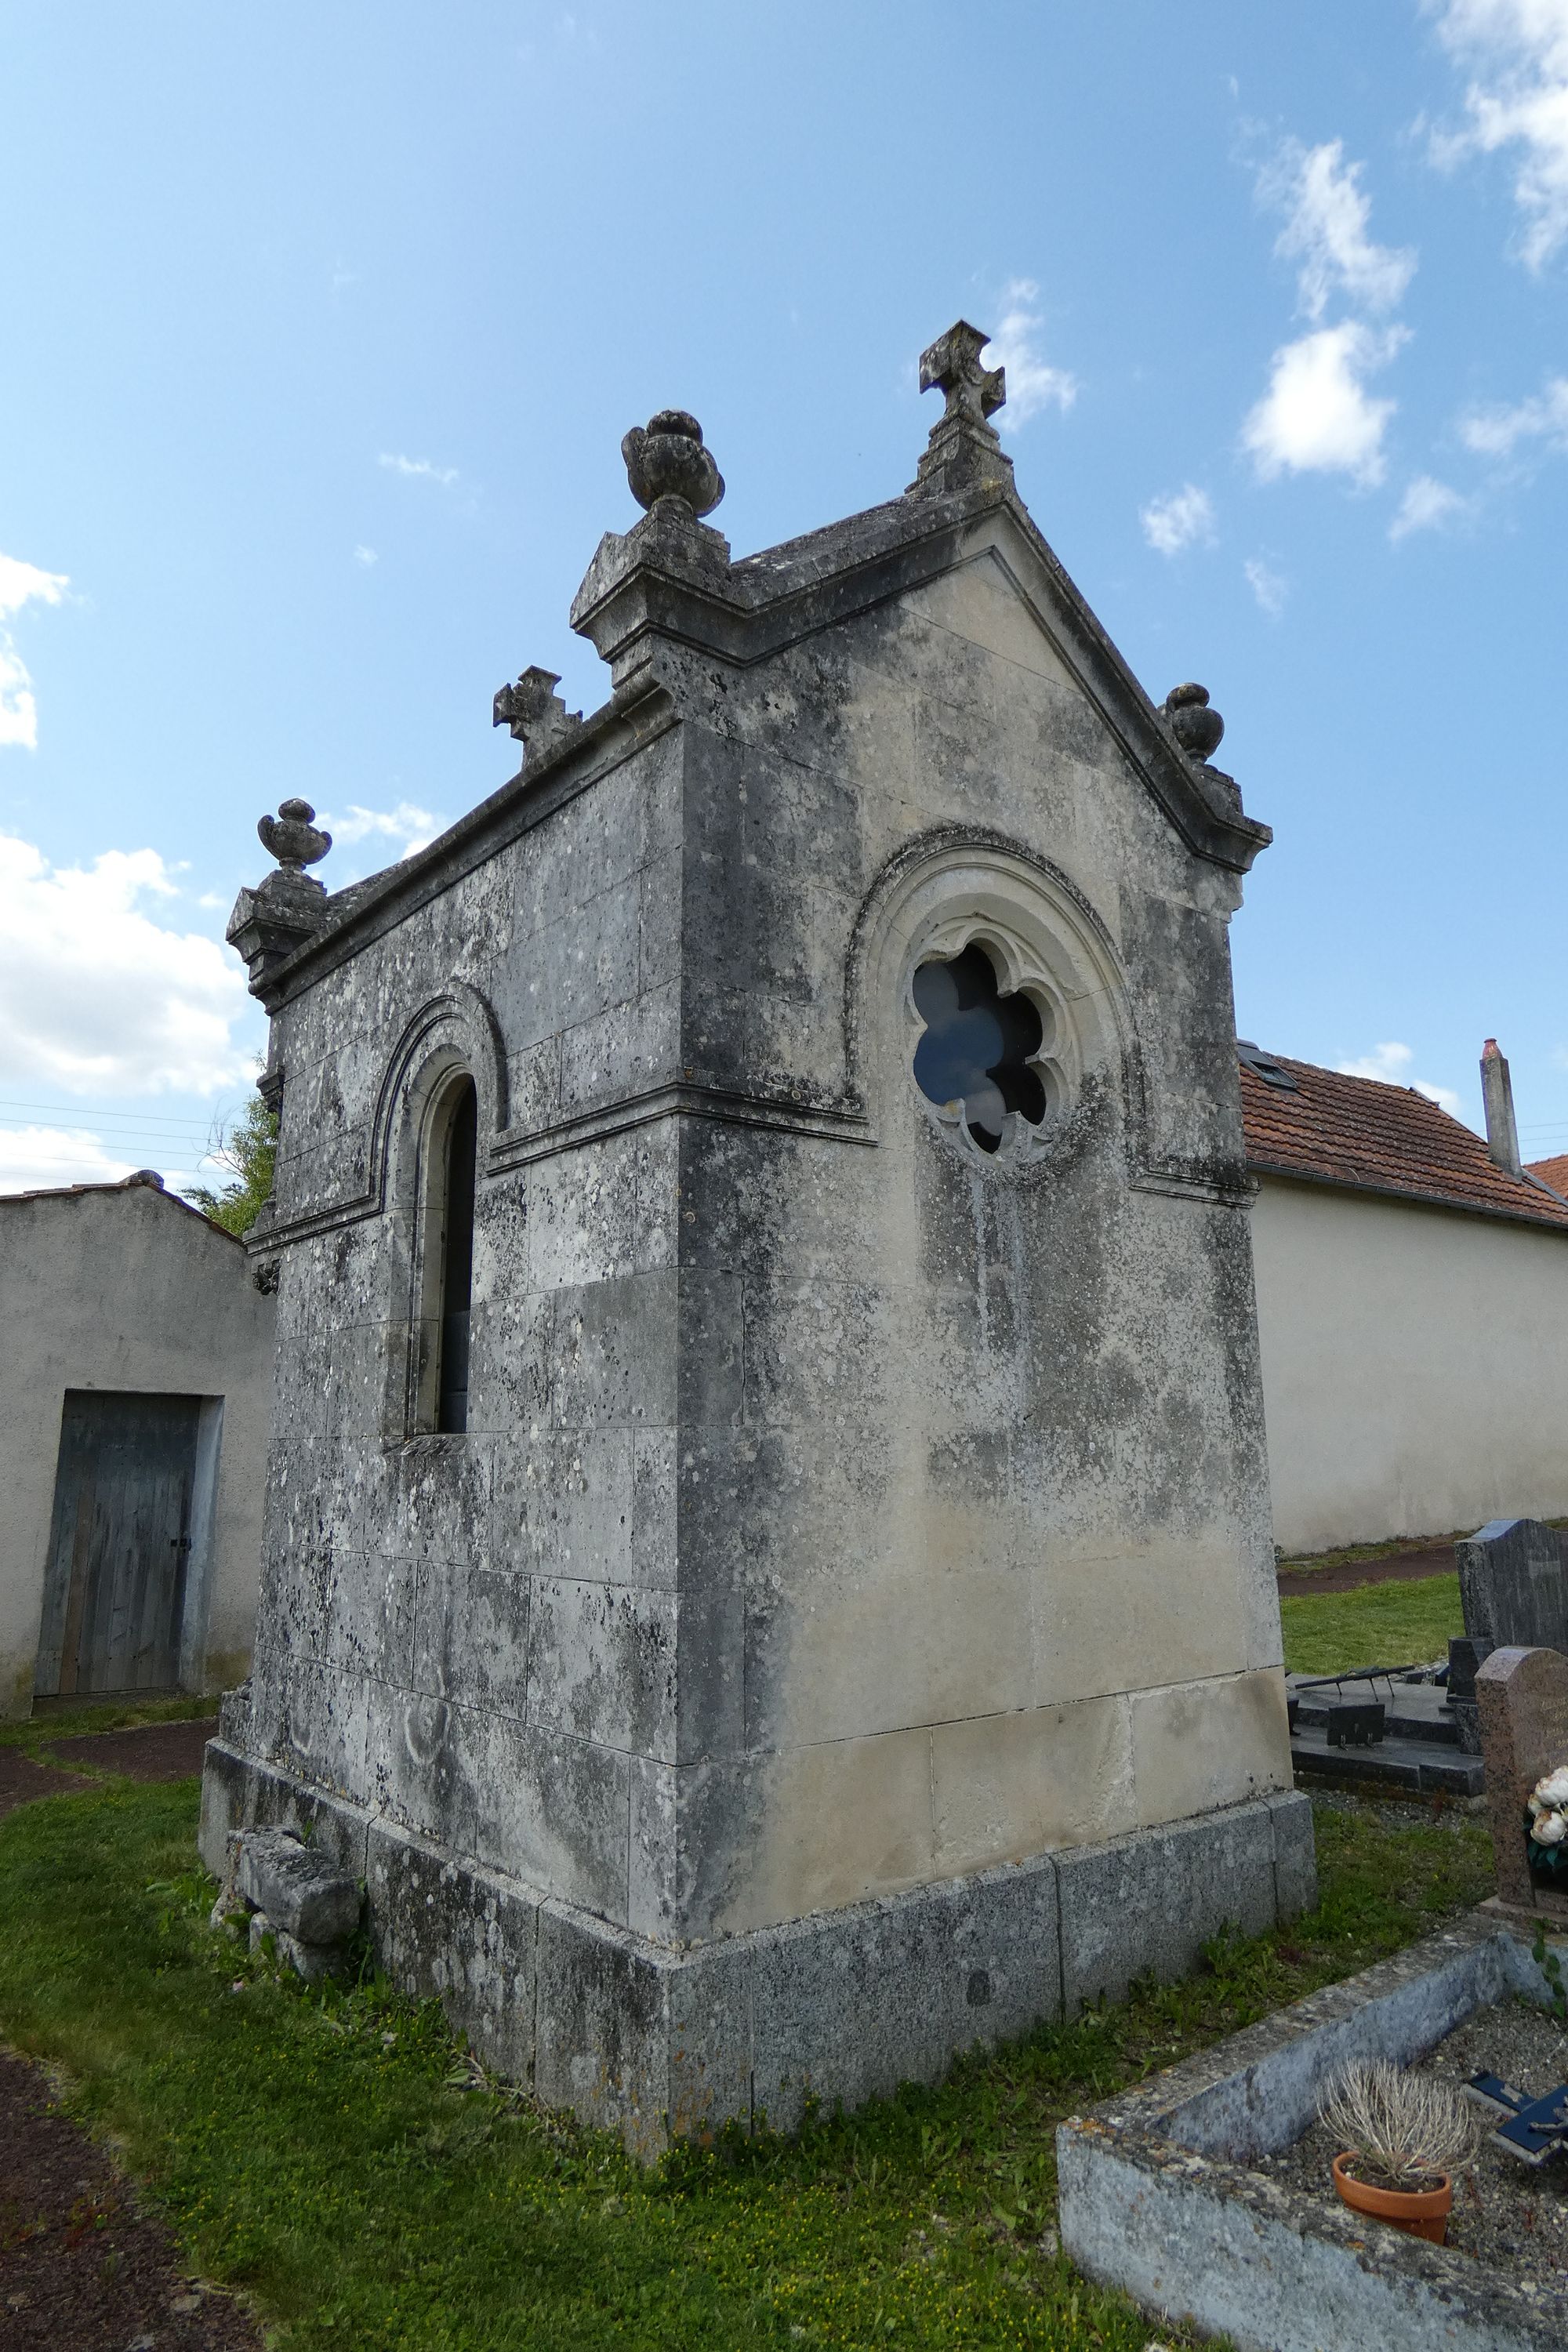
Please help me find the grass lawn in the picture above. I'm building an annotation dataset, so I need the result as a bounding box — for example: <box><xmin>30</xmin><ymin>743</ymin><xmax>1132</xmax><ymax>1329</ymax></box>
<box><xmin>1279</xmin><ymin>1571</ymin><xmax>1463</xmax><ymax>1676</ymax></box>
<box><xmin>0</xmin><ymin>1692</ymin><xmax>214</xmax><ymax>1755</ymax></box>
<box><xmin>0</xmin><ymin>1774</ymin><xmax>1494</xmax><ymax>2350</ymax></box>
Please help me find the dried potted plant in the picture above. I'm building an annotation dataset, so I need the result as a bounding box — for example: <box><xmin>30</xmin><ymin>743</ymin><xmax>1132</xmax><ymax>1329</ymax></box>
<box><xmin>1319</xmin><ymin>2061</ymin><xmax>1475</xmax><ymax>2244</ymax></box>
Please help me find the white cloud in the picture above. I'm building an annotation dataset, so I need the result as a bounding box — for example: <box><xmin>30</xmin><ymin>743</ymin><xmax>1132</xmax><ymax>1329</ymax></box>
<box><xmin>0</xmin><ymin>555</ymin><xmax>69</xmax><ymax>617</ymax></box>
<box><xmin>1337</xmin><ymin>1040</ymin><xmax>1462</xmax><ymax>1114</ymax></box>
<box><xmin>378</xmin><ymin>452</ymin><xmax>458</xmax><ymax>485</ymax></box>
<box><xmin>0</xmin><ymin>1126</ymin><xmax>136</xmax><ymax>1195</ymax></box>
<box><xmin>318</xmin><ymin>800</ymin><xmax>441</xmax><ymax>859</ymax></box>
<box><xmin>0</xmin><ymin>833</ymin><xmax>251</xmax><ymax>1096</ymax></box>
<box><xmin>1431</xmin><ymin>0</ymin><xmax>1568</xmax><ymax>267</ymax></box>
<box><xmin>1390</xmin><ymin>474</ymin><xmax>1469</xmax><ymax>539</ymax></box>
<box><xmin>1261</xmin><ymin>138</ymin><xmax>1417</xmax><ymax>321</ymax></box>
<box><xmin>1140</xmin><ymin>484</ymin><xmax>1216</xmax><ymax>555</ymax></box>
<box><xmin>0</xmin><ymin>643</ymin><xmax>42</xmax><ymax>751</ymax></box>
<box><xmin>984</xmin><ymin>281</ymin><xmax>1078</xmax><ymax>429</ymax></box>
<box><xmin>1244</xmin><ymin>557</ymin><xmax>1289</xmax><ymax>615</ymax></box>
<box><xmin>1459</xmin><ymin>371</ymin><xmax>1568</xmax><ymax>452</ymax></box>
<box><xmin>353</xmin><ymin>544</ymin><xmax>379</xmax><ymax>567</ymax></box>
<box><xmin>0</xmin><ymin>550</ymin><xmax>70</xmax><ymax>752</ymax></box>
<box><xmin>1243</xmin><ymin>321</ymin><xmax>1408</xmax><ymax>486</ymax></box>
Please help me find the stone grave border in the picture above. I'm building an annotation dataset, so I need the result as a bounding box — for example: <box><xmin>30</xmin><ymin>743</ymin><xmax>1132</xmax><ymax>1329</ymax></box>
<box><xmin>1058</xmin><ymin>1910</ymin><xmax>1568</xmax><ymax>2352</ymax></box>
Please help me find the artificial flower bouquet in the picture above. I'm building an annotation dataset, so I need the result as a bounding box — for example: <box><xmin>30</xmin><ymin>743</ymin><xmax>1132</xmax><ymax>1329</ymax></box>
<box><xmin>1526</xmin><ymin>1765</ymin><xmax>1568</xmax><ymax>1878</ymax></box>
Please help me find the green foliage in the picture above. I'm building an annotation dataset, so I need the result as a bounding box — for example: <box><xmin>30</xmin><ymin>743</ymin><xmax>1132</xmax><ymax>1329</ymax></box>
<box><xmin>0</xmin><ymin>1781</ymin><xmax>1492</xmax><ymax>2350</ymax></box>
<box><xmin>1279</xmin><ymin>1572</ymin><xmax>1464</xmax><ymax>1675</ymax></box>
<box><xmin>188</xmin><ymin>1080</ymin><xmax>277</xmax><ymax>1236</ymax></box>
<box><xmin>1532</xmin><ymin>1920</ymin><xmax>1568</xmax><ymax>2024</ymax></box>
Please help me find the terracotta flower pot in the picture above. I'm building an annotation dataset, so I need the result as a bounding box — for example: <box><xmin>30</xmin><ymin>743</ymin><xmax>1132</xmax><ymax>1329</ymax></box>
<box><xmin>1331</xmin><ymin>2151</ymin><xmax>1452</xmax><ymax>2243</ymax></box>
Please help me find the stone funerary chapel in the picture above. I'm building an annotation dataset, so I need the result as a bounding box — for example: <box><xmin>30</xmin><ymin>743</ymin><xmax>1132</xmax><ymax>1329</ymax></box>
<box><xmin>204</xmin><ymin>323</ymin><xmax>1312</xmax><ymax>2147</ymax></box>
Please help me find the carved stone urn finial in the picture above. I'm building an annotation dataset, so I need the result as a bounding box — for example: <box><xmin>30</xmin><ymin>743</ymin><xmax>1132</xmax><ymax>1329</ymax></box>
<box><xmin>909</xmin><ymin>321</ymin><xmax>1014</xmax><ymax>496</ymax></box>
<box><xmin>230</xmin><ymin>798</ymin><xmax>333</xmax><ymax>993</ymax></box>
<box><xmin>1163</xmin><ymin>682</ymin><xmax>1225</xmax><ymax>765</ymax></box>
<box><xmin>492</xmin><ymin>666</ymin><xmax>583</xmax><ymax>767</ymax></box>
<box><xmin>257</xmin><ymin>797</ymin><xmax>332</xmax><ymax>877</ymax></box>
<box><xmin>621</xmin><ymin>409</ymin><xmax>725</xmax><ymax>519</ymax></box>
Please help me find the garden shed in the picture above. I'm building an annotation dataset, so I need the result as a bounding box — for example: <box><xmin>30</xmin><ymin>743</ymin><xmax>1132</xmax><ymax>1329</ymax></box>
<box><xmin>0</xmin><ymin>1171</ymin><xmax>276</xmax><ymax>1717</ymax></box>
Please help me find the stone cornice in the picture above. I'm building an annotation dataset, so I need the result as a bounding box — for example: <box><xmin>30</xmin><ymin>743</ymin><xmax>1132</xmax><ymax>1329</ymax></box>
<box><xmin>245</xmin><ymin>474</ymin><xmax>1269</xmax><ymax>1014</ymax></box>
<box><xmin>241</xmin><ymin>688</ymin><xmax>680</xmax><ymax>1011</ymax></box>
<box><xmin>572</xmin><ymin>477</ymin><xmax>1269</xmax><ymax>874</ymax></box>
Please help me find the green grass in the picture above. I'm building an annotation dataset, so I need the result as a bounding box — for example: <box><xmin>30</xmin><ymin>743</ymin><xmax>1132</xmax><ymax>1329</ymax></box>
<box><xmin>1279</xmin><ymin>1571</ymin><xmax>1464</xmax><ymax>1675</ymax></box>
<box><xmin>0</xmin><ymin>1777</ymin><xmax>1494</xmax><ymax>2350</ymax></box>
<box><xmin>1279</xmin><ymin>1519</ymin><xmax>1568</xmax><ymax>1581</ymax></box>
<box><xmin>0</xmin><ymin>1691</ymin><xmax>214</xmax><ymax>1757</ymax></box>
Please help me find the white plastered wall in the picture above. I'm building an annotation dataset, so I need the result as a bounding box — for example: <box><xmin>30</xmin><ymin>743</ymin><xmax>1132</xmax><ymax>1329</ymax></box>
<box><xmin>0</xmin><ymin>1186</ymin><xmax>276</xmax><ymax>1717</ymax></box>
<box><xmin>1252</xmin><ymin>1174</ymin><xmax>1568</xmax><ymax>1556</ymax></box>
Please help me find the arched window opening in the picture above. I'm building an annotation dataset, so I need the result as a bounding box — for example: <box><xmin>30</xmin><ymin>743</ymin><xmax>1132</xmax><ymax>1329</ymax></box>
<box><xmin>436</xmin><ymin>1079</ymin><xmax>477</xmax><ymax>1434</ymax></box>
<box><xmin>913</xmin><ymin>943</ymin><xmax>1047</xmax><ymax>1152</ymax></box>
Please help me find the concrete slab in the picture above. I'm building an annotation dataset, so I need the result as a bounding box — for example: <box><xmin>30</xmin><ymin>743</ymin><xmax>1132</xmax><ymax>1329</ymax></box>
<box><xmin>1289</xmin><ymin>1722</ymin><xmax>1485</xmax><ymax>1798</ymax></box>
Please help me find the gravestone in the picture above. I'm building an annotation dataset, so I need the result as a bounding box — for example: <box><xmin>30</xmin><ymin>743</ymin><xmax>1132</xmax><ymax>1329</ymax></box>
<box><xmin>201</xmin><ymin>321</ymin><xmax>1309</xmax><ymax>2151</ymax></box>
<box><xmin>1475</xmin><ymin>1645</ymin><xmax>1568</xmax><ymax>1920</ymax></box>
<box><xmin>1457</xmin><ymin>1519</ymin><xmax>1568</xmax><ymax>1657</ymax></box>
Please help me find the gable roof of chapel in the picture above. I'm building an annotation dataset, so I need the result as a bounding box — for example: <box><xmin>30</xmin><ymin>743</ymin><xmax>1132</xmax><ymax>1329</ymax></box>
<box><xmin>233</xmin><ymin>324</ymin><xmax>1271</xmax><ymax>1009</ymax></box>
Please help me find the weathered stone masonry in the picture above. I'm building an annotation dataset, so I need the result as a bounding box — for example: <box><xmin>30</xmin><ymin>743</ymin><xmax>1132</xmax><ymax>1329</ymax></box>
<box><xmin>202</xmin><ymin>327</ymin><xmax>1312</xmax><ymax>2151</ymax></box>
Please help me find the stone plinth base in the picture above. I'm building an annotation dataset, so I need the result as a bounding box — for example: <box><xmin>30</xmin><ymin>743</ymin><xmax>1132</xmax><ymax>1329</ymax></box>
<box><xmin>1479</xmin><ymin>1889</ymin><xmax>1568</xmax><ymax>1930</ymax></box>
<box><xmin>201</xmin><ymin>1738</ymin><xmax>1315</xmax><ymax>2156</ymax></box>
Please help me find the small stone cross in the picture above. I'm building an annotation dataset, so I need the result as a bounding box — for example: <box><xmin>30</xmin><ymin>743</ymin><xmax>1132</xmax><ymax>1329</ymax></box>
<box><xmin>918</xmin><ymin>321</ymin><xmax>1006</xmax><ymax>431</ymax></box>
<box><xmin>492</xmin><ymin>666</ymin><xmax>582</xmax><ymax>766</ymax></box>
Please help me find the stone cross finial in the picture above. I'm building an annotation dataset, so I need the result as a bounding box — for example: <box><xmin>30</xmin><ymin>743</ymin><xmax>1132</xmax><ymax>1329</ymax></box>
<box><xmin>909</xmin><ymin>321</ymin><xmax>1014</xmax><ymax>497</ymax></box>
<box><xmin>492</xmin><ymin>666</ymin><xmax>583</xmax><ymax>766</ymax></box>
<box><xmin>919</xmin><ymin>321</ymin><xmax>1006</xmax><ymax>430</ymax></box>
<box><xmin>257</xmin><ymin>798</ymin><xmax>332</xmax><ymax>876</ymax></box>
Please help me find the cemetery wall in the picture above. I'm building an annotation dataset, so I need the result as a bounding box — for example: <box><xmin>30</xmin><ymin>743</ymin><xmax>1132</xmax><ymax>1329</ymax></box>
<box><xmin>1252</xmin><ymin>1174</ymin><xmax>1568</xmax><ymax>1554</ymax></box>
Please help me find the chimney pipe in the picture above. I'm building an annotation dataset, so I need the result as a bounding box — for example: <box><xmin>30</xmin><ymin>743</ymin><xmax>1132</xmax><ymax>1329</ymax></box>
<box><xmin>1480</xmin><ymin>1038</ymin><xmax>1522</xmax><ymax>1177</ymax></box>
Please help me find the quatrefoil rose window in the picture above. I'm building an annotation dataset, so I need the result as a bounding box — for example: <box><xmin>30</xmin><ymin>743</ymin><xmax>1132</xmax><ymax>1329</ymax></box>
<box><xmin>911</xmin><ymin>935</ymin><xmax>1071</xmax><ymax>1158</ymax></box>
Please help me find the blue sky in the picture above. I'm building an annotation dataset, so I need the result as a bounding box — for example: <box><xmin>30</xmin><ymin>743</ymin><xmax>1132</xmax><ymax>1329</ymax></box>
<box><xmin>3</xmin><ymin>0</ymin><xmax>1567</xmax><ymax>1189</ymax></box>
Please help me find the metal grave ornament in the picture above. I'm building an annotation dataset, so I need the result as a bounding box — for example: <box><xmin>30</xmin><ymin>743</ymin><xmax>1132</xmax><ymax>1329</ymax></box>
<box><xmin>1464</xmin><ymin>2072</ymin><xmax>1568</xmax><ymax>2168</ymax></box>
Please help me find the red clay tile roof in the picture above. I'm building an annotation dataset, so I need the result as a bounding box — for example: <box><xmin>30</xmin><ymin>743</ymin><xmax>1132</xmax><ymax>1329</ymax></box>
<box><xmin>1240</xmin><ymin>1052</ymin><xmax>1568</xmax><ymax>1232</ymax></box>
<box><xmin>1526</xmin><ymin>1153</ymin><xmax>1568</xmax><ymax>1200</ymax></box>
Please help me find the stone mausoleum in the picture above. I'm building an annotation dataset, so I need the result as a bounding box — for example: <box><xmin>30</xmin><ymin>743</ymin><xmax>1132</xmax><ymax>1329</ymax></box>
<box><xmin>202</xmin><ymin>323</ymin><xmax>1312</xmax><ymax>2148</ymax></box>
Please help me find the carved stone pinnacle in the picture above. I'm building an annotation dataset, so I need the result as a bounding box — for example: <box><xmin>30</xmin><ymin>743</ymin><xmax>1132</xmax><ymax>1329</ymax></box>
<box><xmin>919</xmin><ymin>321</ymin><xmax>1006</xmax><ymax>431</ymax></box>
<box><xmin>257</xmin><ymin>798</ymin><xmax>332</xmax><ymax>875</ymax></box>
<box><xmin>230</xmin><ymin>800</ymin><xmax>332</xmax><ymax>992</ymax></box>
<box><xmin>621</xmin><ymin>409</ymin><xmax>724</xmax><ymax>519</ymax></box>
<box><xmin>1163</xmin><ymin>682</ymin><xmax>1225</xmax><ymax>766</ymax></box>
<box><xmin>492</xmin><ymin>666</ymin><xmax>583</xmax><ymax>765</ymax></box>
<box><xmin>910</xmin><ymin>321</ymin><xmax>1014</xmax><ymax>497</ymax></box>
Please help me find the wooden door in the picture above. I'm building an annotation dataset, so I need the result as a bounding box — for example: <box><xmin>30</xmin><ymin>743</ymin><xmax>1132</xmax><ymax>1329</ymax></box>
<box><xmin>35</xmin><ymin>1392</ymin><xmax>202</xmax><ymax>1697</ymax></box>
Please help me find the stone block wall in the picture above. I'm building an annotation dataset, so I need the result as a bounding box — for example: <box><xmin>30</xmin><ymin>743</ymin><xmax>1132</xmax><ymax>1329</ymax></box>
<box><xmin>216</xmin><ymin>369</ymin><xmax>1301</xmax><ymax>2135</ymax></box>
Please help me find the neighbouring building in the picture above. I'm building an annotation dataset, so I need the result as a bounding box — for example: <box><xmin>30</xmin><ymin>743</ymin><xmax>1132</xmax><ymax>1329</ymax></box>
<box><xmin>202</xmin><ymin>325</ymin><xmax>1310</xmax><ymax>2150</ymax></box>
<box><xmin>1241</xmin><ymin>1037</ymin><xmax>1568</xmax><ymax>1558</ymax></box>
<box><xmin>0</xmin><ymin>1171</ymin><xmax>277</xmax><ymax>1719</ymax></box>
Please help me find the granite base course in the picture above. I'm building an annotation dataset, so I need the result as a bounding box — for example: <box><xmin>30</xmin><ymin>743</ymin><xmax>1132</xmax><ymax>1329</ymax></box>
<box><xmin>201</xmin><ymin>1737</ymin><xmax>1313</xmax><ymax>2155</ymax></box>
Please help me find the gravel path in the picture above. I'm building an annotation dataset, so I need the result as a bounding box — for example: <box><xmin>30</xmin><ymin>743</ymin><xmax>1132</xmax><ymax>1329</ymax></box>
<box><xmin>0</xmin><ymin>1719</ymin><xmax>216</xmax><ymax>1823</ymax></box>
<box><xmin>0</xmin><ymin>2048</ymin><xmax>262</xmax><ymax>2350</ymax></box>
